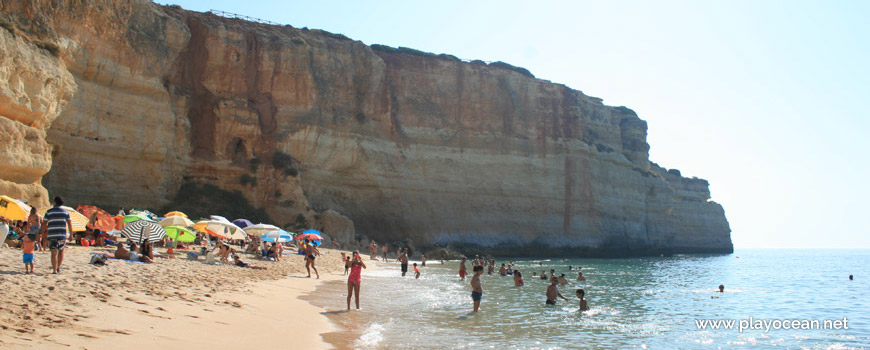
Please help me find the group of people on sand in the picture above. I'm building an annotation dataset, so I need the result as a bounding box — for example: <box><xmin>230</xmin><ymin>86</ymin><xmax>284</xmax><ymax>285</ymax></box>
<box><xmin>0</xmin><ymin>196</ymin><xmax>76</xmax><ymax>274</ymax></box>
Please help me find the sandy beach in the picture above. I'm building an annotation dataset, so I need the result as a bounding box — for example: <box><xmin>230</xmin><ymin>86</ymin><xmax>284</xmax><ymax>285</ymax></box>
<box><xmin>0</xmin><ymin>244</ymin><xmax>355</xmax><ymax>349</ymax></box>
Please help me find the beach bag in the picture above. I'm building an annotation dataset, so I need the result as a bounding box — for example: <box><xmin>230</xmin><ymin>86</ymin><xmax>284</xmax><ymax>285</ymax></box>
<box><xmin>89</xmin><ymin>255</ymin><xmax>108</xmax><ymax>266</ymax></box>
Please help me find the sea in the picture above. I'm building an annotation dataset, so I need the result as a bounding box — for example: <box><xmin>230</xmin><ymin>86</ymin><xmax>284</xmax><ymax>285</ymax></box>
<box><xmin>305</xmin><ymin>249</ymin><xmax>869</xmax><ymax>349</ymax></box>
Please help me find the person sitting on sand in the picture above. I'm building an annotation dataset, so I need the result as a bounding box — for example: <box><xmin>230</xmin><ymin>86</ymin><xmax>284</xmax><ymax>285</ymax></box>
<box><xmin>115</xmin><ymin>243</ymin><xmax>130</xmax><ymax>260</ymax></box>
<box><xmin>546</xmin><ymin>277</ymin><xmax>568</xmax><ymax>306</ymax></box>
<box><xmin>576</xmin><ymin>289</ymin><xmax>589</xmax><ymax>311</ymax></box>
<box><xmin>514</xmin><ymin>270</ymin><xmax>524</xmax><ymax>287</ymax></box>
<box><xmin>304</xmin><ymin>239</ymin><xmax>320</xmax><ymax>279</ymax></box>
<box><xmin>498</xmin><ymin>263</ymin><xmax>507</xmax><ymax>276</ymax></box>
<box><xmin>127</xmin><ymin>242</ymin><xmax>153</xmax><ymax>263</ymax></box>
<box><xmin>232</xmin><ymin>254</ymin><xmax>266</xmax><ymax>270</ymax></box>
<box><xmin>577</xmin><ymin>271</ymin><xmax>586</xmax><ymax>281</ymax></box>
<box><xmin>140</xmin><ymin>239</ymin><xmax>155</xmax><ymax>261</ymax></box>
<box><xmin>558</xmin><ymin>274</ymin><xmax>568</xmax><ymax>285</ymax></box>
<box><xmin>271</xmin><ymin>241</ymin><xmax>283</xmax><ymax>261</ymax></box>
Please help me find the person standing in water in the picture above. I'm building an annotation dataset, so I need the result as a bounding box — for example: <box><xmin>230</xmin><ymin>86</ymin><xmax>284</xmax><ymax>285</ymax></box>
<box><xmin>471</xmin><ymin>265</ymin><xmax>484</xmax><ymax>312</ymax></box>
<box><xmin>421</xmin><ymin>254</ymin><xmax>427</xmax><ymax>267</ymax></box>
<box><xmin>414</xmin><ymin>262</ymin><xmax>420</xmax><ymax>279</ymax></box>
<box><xmin>459</xmin><ymin>257</ymin><xmax>468</xmax><ymax>280</ymax></box>
<box><xmin>398</xmin><ymin>248</ymin><xmax>409</xmax><ymax>277</ymax></box>
<box><xmin>381</xmin><ymin>245</ymin><xmax>388</xmax><ymax>261</ymax></box>
<box><xmin>304</xmin><ymin>239</ymin><xmax>320</xmax><ymax>279</ymax></box>
<box><xmin>546</xmin><ymin>277</ymin><xmax>568</xmax><ymax>306</ymax></box>
<box><xmin>576</xmin><ymin>289</ymin><xmax>589</xmax><ymax>311</ymax></box>
<box><xmin>514</xmin><ymin>270</ymin><xmax>524</xmax><ymax>287</ymax></box>
<box><xmin>347</xmin><ymin>251</ymin><xmax>366</xmax><ymax>310</ymax></box>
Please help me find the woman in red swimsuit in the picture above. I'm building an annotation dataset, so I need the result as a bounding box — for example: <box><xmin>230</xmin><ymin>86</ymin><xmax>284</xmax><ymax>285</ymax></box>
<box><xmin>347</xmin><ymin>251</ymin><xmax>367</xmax><ymax>310</ymax></box>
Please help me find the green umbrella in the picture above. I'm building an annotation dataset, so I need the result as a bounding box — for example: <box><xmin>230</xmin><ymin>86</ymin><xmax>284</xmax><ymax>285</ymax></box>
<box><xmin>124</xmin><ymin>213</ymin><xmax>149</xmax><ymax>223</ymax></box>
<box><xmin>165</xmin><ymin>226</ymin><xmax>196</xmax><ymax>243</ymax></box>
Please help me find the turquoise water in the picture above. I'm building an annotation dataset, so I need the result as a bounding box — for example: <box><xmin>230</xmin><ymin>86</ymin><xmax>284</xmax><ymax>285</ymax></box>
<box><xmin>310</xmin><ymin>249</ymin><xmax>869</xmax><ymax>349</ymax></box>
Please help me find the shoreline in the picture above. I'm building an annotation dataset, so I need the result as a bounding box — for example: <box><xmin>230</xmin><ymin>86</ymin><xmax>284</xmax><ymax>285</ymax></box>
<box><xmin>0</xmin><ymin>245</ymin><xmax>352</xmax><ymax>349</ymax></box>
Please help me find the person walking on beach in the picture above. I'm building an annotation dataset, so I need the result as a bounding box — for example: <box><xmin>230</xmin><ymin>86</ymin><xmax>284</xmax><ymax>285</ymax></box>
<box><xmin>576</xmin><ymin>289</ymin><xmax>589</xmax><ymax>311</ymax></box>
<box><xmin>347</xmin><ymin>251</ymin><xmax>366</xmax><ymax>310</ymax></box>
<box><xmin>459</xmin><ymin>257</ymin><xmax>468</xmax><ymax>280</ymax></box>
<box><xmin>546</xmin><ymin>277</ymin><xmax>568</xmax><ymax>306</ymax></box>
<box><xmin>398</xmin><ymin>248</ymin><xmax>409</xmax><ymax>276</ymax></box>
<box><xmin>369</xmin><ymin>240</ymin><xmax>377</xmax><ymax>260</ymax></box>
<box><xmin>304</xmin><ymin>239</ymin><xmax>320</xmax><ymax>279</ymax></box>
<box><xmin>43</xmin><ymin>197</ymin><xmax>72</xmax><ymax>274</ymax></box>
<box><xmin>471</xmin><ymin>265</ymin><xmax>484</xmax><ymax>312</ymax></box>
<box><xmin>381</xmin><ymin>245</ymin><xmax>388</xmax><ymax>260</ymax></box>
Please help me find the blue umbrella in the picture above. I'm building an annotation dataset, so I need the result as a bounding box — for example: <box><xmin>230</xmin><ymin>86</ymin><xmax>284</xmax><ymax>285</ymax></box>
<box><xmin>232</xmin><ymin>219</ymin><xmax>253</xmax><ymax>228</ymax></box>
<box><xmin>261</xmin><ymin>230</ymin><xmax>293</xmax><ymax>243</ymax></box>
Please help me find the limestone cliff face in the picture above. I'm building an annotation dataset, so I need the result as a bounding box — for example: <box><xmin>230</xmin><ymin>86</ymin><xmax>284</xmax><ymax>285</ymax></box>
<box><xmin>0</xmin><ymin>0</ymin><xmax>731</xmax><ymax>255</ymax></box>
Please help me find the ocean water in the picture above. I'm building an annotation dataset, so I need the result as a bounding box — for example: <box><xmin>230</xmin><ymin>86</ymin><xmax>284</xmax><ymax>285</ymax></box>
<box><xmin>307</xmin><ymin>249</ymin><xmax>869</xmax><ymax>349</ymax></box>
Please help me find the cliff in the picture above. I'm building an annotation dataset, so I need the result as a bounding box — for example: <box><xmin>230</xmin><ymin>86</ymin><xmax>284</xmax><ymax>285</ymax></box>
<box><xmin>0</xmin><ymin>0</ymin><xmax>732</xmax><ymax>255</ymax></box>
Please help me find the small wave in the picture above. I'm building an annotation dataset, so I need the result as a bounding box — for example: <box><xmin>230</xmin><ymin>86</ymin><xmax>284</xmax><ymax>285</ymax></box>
<box><xmin>355</xmin><ymin>322</ymin><xmax>386</xmax><ymax>349</ymax></box>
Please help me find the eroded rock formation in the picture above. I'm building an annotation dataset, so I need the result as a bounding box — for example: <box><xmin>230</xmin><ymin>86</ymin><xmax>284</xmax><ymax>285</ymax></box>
<box><xmin>0</xmin><ymin>0</ymin><xmax>731</xmax><ymax>255</ymax></box>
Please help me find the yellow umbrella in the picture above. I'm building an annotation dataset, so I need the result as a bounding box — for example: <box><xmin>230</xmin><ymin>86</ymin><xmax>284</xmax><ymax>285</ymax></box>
<box><xmin>164</xmin><ymin>211</ymin><xmax>188</xmax><ymax>218</ymax></box>
<box><xmin>0</xmin><ymin>195</ymin><xmax>31</xmax><ymax>221</ymax></box>
<box><xmin>39</xmin><ymin>206</ymin><xmax>88</xmax><ymax>232</ymax></box>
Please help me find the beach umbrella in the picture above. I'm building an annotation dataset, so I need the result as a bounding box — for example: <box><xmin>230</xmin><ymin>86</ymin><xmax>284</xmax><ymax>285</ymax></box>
<box><xmin>261</xmin><ymin>230</ymin><xmax>293</xmax><ymax>243</ymax></box>
<box><xmin>76</xmin><ymin>205</ymin><xmax>115</xmax><ymax>232</ymax></box>
<box><xmin>194</xmin><ymin>220</ymin><xmax>246</xmax><ymax>240</ymax></box>
<box><xmin>245</xmin><ymin>223</ymin><xmax>281</xmax><ymax>236</ymax></box>
<box><xmin>39</xmin><ymin>206</ymin><xmax>88</xmax><ymax>232</ymax></box>
<box><xmin>232</xmin><ymin>218</ymin><xmax>253</xmax><ymax>228</ymax></box>
<box><xmin>164</xmin><ymin>211</ymin><xmax>187</xmax><ymax>218</ymax></box>
<box><xmin>120</xmin><ymin>219</ymin><xmax>166</xmax><ymax>244</ymax></box>
<box><xmin>124</xmin><ymin>213</ymin><xmax>149</xmax><ymax>223</ymax></box>
<box><xmin>0</xmin><ymin>195</ymin><xmax>33</xmax><ymax>221</ymax></box>
<box><xmin>130</xmin><ymin>209</ymin><xmax>158</xmax><ymax>221</ymax></box>
<box><xmin>164</xmin><ymin>225</ymin><xmax>196</xmax><ymax>243</ymax></box>
<box><xmin>297</xmin><ymin>229</ymin><xmax>323</xmax><ymax>242</ymax></box>
<box><xmin>159</xmin><ymin>216</ymin><xmax>194</xmax><ymax>227</ymax></box>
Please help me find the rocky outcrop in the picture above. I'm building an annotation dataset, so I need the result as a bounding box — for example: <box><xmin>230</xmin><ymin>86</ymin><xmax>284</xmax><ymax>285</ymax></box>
<box><xmin>0</xmin><ymin>19</ymin><xmax>76</xmax><ymax>207</ymax></box>
<box><xmin>0</xmin><ymin>0</ymin><xmax>731</xmax><ymax>255</ymax></box>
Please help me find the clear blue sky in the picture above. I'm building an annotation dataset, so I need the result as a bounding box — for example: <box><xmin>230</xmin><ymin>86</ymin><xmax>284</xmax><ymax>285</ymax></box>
<box><xmin>158</xmin><ymin>0</ymin><xmax>869</xmax><ymax>249</ymax></box>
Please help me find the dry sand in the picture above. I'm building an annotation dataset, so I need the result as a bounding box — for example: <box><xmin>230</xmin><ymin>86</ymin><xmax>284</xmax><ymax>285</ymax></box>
<box><xmin>0</xmin><ymin>244</ymin><xmax>356</xmax><ymax>349</ymax></box>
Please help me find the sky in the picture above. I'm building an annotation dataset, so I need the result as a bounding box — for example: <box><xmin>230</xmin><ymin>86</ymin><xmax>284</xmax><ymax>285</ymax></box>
<box><xmin>158</xmin><ymin>0</ymin><xmax>869</xmax><ymax>249</ymax></box>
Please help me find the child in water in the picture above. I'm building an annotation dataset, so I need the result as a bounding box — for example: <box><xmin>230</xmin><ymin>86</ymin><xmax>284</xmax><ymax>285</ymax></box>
<box><xmin>513</xmin><ymin>270</ymin><xmax>524</xmax><ymax>287</ymax></box>
<box><xmin>576</xmin><ymin>289</ymin><xmax>589</xmax><ymax>311</ymax></box>
<box><xmin>471</xmin><ymin>265</ymin><xmax>484</xmax><ymax>312</ymax></box>
<box><xmin>414</xmin><ymin>262</ymin><xmax>420</xmax><ymax>279</ymax></box>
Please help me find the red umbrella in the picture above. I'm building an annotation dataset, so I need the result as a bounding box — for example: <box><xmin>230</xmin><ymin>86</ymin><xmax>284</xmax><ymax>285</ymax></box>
<box><xmin>77</xmin><ymin>205</ymin><xmax>115</xmax><ymax>232</ymax></box>
<box><xmin>296</xmin><ymin>230</ymin><xmax>323</xmax><ymax>242</ymax></box>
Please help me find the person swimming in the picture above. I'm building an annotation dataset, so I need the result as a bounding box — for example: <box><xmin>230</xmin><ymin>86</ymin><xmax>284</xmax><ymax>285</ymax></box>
<box><xmin>576</xmin><ymin>271</ymin><xmax>586</xmax><ymax>281</ymax></box>
<box><xmin>576</xmin><ymin>289</ymin><xmax>589</xmax><ymax>311</ymax></box>
<box><xmin>850</xmin><ymin>275</ymin><xmax>854</xmax><ymax>280</ymax></box>
<box><xmin>513</xmin><ymin>270</ymin><xmax>524</xmax><ymax>287</ymax></box>
<box><xmin>718</xmin><ymin>284</ymin><xmax>725</xmax><ymax>292</ymax></box>
<box><xmin>546</xmin><ymin>277</ymin><xmax>567</xmax><ymax>306</ymax></box>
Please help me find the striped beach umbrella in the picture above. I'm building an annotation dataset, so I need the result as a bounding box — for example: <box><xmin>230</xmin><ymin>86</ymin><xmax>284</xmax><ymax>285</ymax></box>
<box><xmin>121</xmin><ymin>219</ymin><xmax>166</xmax><ymax>244</ymax></box>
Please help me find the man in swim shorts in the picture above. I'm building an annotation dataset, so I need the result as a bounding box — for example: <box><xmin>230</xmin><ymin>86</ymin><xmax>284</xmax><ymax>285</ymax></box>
<box><xmin>304</xmin><ymin>239</ymin><xmax>320</xmax><ymax>279</ymax></box>
<box><xmin>471</xmin><ymin>265</ymin><xmax>484</xmax><ymax>312</ymax></box>
<box><xmin>546</xmin><ymin>277</ymin><xmax>568</xmax><ymax>306</ymax></box>
<box><xmin>398</xmin><ymin>248</ymin><xmax>409</xmax><ymax>276</ymax></box>
<box><xmin>43</xmin><ymin>196</ymin><xmax>72</xmax><ymax>274</ymax></box>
